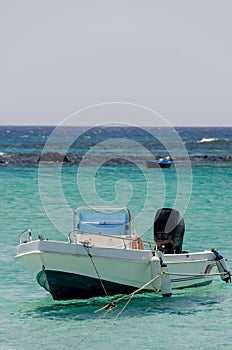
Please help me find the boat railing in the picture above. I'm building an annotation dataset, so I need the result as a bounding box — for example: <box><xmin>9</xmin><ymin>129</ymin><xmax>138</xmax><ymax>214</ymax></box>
<box><xmin>68</xmin><ymin>229</ymin><xmax>78</xmax><ymax>243</ymax></box>
<box><xmin>68</xmin><ymin>229</ymin><xmax>153</xmax><ymax>250</ymax></box>
<box><xmin>18</xmin><ymin>228</ymin><xmax>151</xmax><ymax>250</ymax></box>
<box><xmin>18</xmin><ymin>229</ymin><xmax>33</xmax><ymax>244</ymax></box>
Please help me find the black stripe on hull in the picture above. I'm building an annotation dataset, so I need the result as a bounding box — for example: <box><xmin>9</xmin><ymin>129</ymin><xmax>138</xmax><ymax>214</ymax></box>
<box><xmin>36</xmin><ymin>270</ymin><xmax>214</xmax><ymax>301</ymax></box>
<box><xmin>36</xmin><ymin>270</ymin><xmax>141</xmax><ymax>300</ymax></box>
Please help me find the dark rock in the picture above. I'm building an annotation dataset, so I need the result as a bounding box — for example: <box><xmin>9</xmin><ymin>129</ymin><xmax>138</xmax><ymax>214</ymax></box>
<box><xmin>38</xmin><ymin>152</ymin><xmax>70</xmax><ymax>162</ymax></box>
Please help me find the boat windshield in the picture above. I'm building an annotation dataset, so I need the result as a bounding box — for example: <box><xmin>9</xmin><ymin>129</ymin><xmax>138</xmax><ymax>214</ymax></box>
<box><xmin>75</xmin><ymin>207</ymin><xmax>131</xmax><ymax>236</ymax></box>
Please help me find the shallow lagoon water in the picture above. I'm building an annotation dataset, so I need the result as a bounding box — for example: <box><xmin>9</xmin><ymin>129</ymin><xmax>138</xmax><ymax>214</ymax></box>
<box><xmin>0</xmin><ymin>127</ymin><xmax>231</xmax><ymax>349</ymax></box>
<box><xmin>1</xmin><ymin>163</ymin><xmax>232</xmax><ymax>350</ymax></box>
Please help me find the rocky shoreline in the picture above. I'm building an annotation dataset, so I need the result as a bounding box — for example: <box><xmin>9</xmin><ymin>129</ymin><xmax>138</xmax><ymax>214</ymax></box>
<box><xmin>1</xmin><ymin>151</ymin><xmax>232</xmax><ymax>166</ymax></box>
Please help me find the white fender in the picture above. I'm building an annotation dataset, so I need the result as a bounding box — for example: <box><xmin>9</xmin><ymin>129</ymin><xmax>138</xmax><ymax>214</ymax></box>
<box><xmin>161</xmin><ymin>262</ymin><xmax>172</xmax><ymax>297</ymax></box>
<box><xmin>150</xmin><ymin>255</ymin><xmax>162</xmax><ymax>292</ymax></box>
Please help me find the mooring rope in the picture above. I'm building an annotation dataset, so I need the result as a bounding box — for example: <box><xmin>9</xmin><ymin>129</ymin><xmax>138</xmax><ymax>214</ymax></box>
<box><xmin>76</xmin><ymin>267</ymin><xmax>230</xmax><ymax>348</ymax></box>
<box><xmin>95</xmin><ymin>269</ymin><xmax>231</xmax><ymax>314</ymax></box>
<box><xmin>114</xmin><ymin>295</ymin><xmax>134</xmax><ymax>317</ymax></box>
<box><xmin>96</xmin><ymin>273</ymin><xmax>162</xmax><ymax>313</ymax></box>
<box><xmin>76</xmin><ymin>306</ymin><xmax>113</xmax><ymax>348</ymax></box>
<box><xmin>83</xmin><ymin>243</ymin><xmax>109</xmax><ymax>298</ymax></box>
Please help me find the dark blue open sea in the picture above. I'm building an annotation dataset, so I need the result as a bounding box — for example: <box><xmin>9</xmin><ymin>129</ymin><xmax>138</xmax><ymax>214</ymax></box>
<box><xmin>0</xmin><ymin>126</ymin><xmax>231</xmax><ymax>349</ymax></box>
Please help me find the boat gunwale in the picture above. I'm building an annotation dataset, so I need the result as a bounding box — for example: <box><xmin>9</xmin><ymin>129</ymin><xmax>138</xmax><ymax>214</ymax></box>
<box><xmin>16</xmin><ymin>240</ymin><xmax>215</xmax><ymax>264</ymax></box>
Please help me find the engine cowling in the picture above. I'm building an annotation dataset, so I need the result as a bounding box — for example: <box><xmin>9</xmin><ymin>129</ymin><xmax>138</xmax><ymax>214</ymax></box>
<box><xmin>153</xmin><ymin>208</ymin><xmax>185</xmax><ymax>254</ymax></box>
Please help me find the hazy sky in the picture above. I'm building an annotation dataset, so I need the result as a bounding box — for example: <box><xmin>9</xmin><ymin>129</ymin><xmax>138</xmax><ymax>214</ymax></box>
<box><xmin>1</xmin><ymin>0</ymin><xmax>232</xmax><ymax>126</ymax></box>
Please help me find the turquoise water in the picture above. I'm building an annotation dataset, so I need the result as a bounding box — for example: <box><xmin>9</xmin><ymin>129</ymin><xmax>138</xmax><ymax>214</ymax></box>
<box><xmin>0</xmin><ymin>162</ymin><xmax>231</xmax><ymax>350</ymax></box>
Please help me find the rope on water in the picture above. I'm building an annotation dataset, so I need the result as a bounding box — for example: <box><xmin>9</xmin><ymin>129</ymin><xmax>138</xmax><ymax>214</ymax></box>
<box><xmin>95</xmin><ymin>269</ymin><xmax>231</xmax><ymax>314</ymax></box>
<box><xmin>115</xmin><ymin>295</ymin><xmax>134</xmax><ymax>318</ymax></box>
<box><xmin>76</xmin><ymin>306</ymin><xmax>113</xmax><ymax>348</ymax></box>
<box><xmin>96</xmin><ymin>273</ymin><xmax>162</xmax><ymax>313</ymax></box>
<box><xmin>77</xmin><ymin>268</ymin><xmax>230</xmax><ymax>347</ymax></box>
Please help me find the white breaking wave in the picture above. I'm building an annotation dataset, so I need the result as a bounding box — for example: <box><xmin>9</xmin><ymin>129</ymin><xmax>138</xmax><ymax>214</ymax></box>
<box><xmin>198</xmin><ymin>137</ymin><xmax>218</xmax><ymax>143</ymax></box>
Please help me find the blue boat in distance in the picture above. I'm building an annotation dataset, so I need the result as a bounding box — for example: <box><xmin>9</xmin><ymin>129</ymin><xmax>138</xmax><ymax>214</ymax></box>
<box><xmin>145</xmin><ymin>156</ymin><xmax>172</xmax><ymax>168</ymax></box>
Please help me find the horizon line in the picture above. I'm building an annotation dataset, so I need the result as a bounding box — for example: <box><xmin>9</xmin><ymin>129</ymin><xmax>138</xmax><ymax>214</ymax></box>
<box><xmin>0</xmin><ymin>124</ymin><xmax>231</xmax><ymax>128</ymax></box>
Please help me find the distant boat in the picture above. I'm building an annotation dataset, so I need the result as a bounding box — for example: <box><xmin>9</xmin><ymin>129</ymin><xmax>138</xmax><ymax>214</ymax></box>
<box><xmin>145</xmin><ymin>156</ymin><xmax>172</xmax><ymax>168</ymax></box>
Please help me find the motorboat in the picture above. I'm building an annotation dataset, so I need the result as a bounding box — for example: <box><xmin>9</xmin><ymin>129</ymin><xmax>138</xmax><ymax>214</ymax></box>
<box><xmin>145</xmin><ymin>156</ymin><xmax>172</xmax><ymax>168</ymax></box>
<box><xmin>16</xmin><ymin>207</ymin><xmax>231</xmax><ymax>301</ymax></box>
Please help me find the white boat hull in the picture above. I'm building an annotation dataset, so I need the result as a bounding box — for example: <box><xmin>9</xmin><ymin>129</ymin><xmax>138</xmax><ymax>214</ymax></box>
<box><xmin>16</xmin><ymin>240</ymin><xmax>217</xmax><ymax>300</ymax></box>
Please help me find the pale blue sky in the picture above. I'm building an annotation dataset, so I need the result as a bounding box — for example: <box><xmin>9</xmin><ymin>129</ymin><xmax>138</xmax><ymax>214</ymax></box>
<box><xmin>1</xmin><ymin>0</ymin><xmax>232</xmax><ymax>126</ymax></box>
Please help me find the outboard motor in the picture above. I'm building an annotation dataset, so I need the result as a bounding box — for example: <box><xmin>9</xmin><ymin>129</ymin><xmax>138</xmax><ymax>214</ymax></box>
<box><xmin>154</xmin><ymin>208</ymin><xmax>185</xmax><ymax>254</ymax></box>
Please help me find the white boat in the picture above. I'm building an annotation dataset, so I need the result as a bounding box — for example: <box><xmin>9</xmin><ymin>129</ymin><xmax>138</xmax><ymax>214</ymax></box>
<box><xmin>16</xmin><ymin>207</ymin><xmax>231</xmax><ymax>300</ymax></box>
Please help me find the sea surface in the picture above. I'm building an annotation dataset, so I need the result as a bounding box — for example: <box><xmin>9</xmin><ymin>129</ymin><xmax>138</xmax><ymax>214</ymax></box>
<box><xmin>0</xmin><ymin>126</ymin><xmax>231</xmax><ymax>349</ymax></box>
